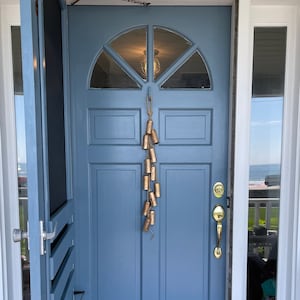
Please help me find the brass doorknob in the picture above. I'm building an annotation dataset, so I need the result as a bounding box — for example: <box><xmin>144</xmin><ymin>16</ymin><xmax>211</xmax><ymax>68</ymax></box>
<box><xmin>212</xmin><ymin>205</ymin><xmax>225</xmax><ymax>259</ymax></box>
<box><xmin>212</xmin><ymin>204</ymin><xmax>225</xmax><ymax>222</ymax></box>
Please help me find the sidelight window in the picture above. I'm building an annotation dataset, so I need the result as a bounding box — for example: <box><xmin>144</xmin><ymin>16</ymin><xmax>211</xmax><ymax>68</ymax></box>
<box><xmin>247</xmin><ymin>27</ymin><xmax>286</xmax><ymax>300</ymax></box>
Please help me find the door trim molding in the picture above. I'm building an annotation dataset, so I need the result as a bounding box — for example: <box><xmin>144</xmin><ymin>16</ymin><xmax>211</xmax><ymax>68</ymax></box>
<box><xmin>232</xmin><ymin>2</ymin><xmax>300</xmax><ymax>300</ymax></box>
<box><xmin>0</xmin><ymin>4</ymin><xmax>23</xmax><ymax>300</ymax></box>
<box><xmin>231</xmin><ymin>1</ymin><xmax>252</xmax><ymax>298</ymax></box>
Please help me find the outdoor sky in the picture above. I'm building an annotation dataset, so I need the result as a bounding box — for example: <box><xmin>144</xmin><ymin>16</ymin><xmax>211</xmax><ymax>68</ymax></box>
<box><xmin>250</xmin><ymin>96</ymin><xmax>283</xmax><ymax>166</ymax></box>
<box><xmin>15</xmin><ymin>95</ymin><xmax>27</xmax><ymax>164</ymax></box>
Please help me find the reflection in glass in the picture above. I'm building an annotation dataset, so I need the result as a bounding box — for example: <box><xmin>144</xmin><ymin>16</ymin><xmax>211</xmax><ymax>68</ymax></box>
<box><xmin>90</xmin><ymin>51</ymin><xmax>140</xmax><ymax>89</ymax></box>
<box><xmin>154</xmin><ymin>27</ymin><xmax>192</xmax><ymax>80</ymax></box>
<box><xmin>140</xmin><ymin>49</ymin><xmax>161</xmax><ymax>79</ymax></box>
<box><xmin>110</xmin><ymin>27</ymin><xmax>147</xmax><ymax>80</ymax></box>
<box><xmin>11</xmin><ymin>26</ymin><xmax>23</xmax><ymax>94</ymax></box>
<box><xmin>252</xmin><ymin>28</ymin><xmax>286</xmax><ymax>97</ymax></box>
<box><xmin>161</xmin><ymin>51</ymin><xmax>211</xmax><ymax>89</ymax></box>
<box><xmin>11</xmin><ymin>26</ymin><xmax>30</xmax><ymax>299</ymax></box>
<box><xmin>247</xmin><ymin>27</ymin><xmax>286</xmax><ymax>300</ymax></box>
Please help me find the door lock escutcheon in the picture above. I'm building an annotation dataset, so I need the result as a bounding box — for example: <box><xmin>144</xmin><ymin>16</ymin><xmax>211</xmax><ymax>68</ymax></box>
<box><xmin>212</xmin><ymin>204</ymin><xmax>225</xmax><ymax>259</ymax></box>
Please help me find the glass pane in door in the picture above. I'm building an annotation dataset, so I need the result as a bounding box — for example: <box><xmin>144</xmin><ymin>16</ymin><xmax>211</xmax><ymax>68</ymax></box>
<box><xmin>153</xmin><ymin>27</ymin><xmax>192</xmax><ymax>80</ymax></box>
<box><xmin>247</xmin><ymin>27</ymin><xmax>286</xmax><ymax>300</ymax></box>
<box><xmin>109</xmin><ymin>27</ymin><xmax>147</xmax><ymax>80</ymax></box>
<box><xmin>11</xmin><ymin>26</ymin><xmax>30</xmax><ymax>300</ymax></box>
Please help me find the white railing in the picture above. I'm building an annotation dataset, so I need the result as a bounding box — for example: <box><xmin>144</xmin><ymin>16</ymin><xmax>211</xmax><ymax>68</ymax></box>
<box><xmin>248</xmin><ymin>196</ymin><xmax>279</xmax><ymax>258</ymax></box>
<box><xmin>249</xmin><ymin>197</ymin><xmax>279</xmax><ymax>231</ymax></box>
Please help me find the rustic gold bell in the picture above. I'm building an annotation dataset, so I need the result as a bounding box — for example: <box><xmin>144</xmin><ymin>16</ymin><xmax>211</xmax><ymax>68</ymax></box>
<box><xmin>145</xmin><ymin>158</ymin><xmax>151</xmax><ymax>174</ymax></box>
<box><xmin>149</xmin><ymin>191</ymin><xmax>157</xmax><ymax>207</ymax></box>
<box><xmin>143</xmin><ymin>217</ymin><xmax>151</xmax><ymax>232</ymax></box>
<box><xmin>150</xmin><ymin>166</ymin><xmax>156</xmax><ymax>181</ymax></box>
<box><xmin>155</xmin><ymin>182</ymin><xmax>161</xmax><ymax>198</ymax></box>
<box><xmin>151</xmin><ymin>129</ymin><xmax>159</xmax><ymax>144</ymax></box>
<box><xmin>146</xmin><ymin>119</ymin><xmax>153</xmax><ymax>135</ymax></box>
<box><xmin>143</xmin><ymin>134</ymin><xmax>150</xmax><ymax>150</ymax></box>
<box><xmin>143</xmin><ymin>175</ymin><xmax>150</xmax><ymax>190</ymax></box>
<box><xmin>149</xmin><ymin>147</ymin><xmax>157</xmax><ymax>163</ymax></box>
<box><xmin>150</xmin><ymin>210</ymin><xmax>155</xmax><ymax>225</ymax></box>
<box><xmin>142</xmin><ymin>200</ymin><xmax>151</xmax><ymax>216</ymax></box>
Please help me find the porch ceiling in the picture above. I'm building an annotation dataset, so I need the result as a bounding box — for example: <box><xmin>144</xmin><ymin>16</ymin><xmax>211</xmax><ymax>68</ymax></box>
<box><xmin>66</xmin><ymin>0</ymin><xmax>233</xmax><ymax>5</ymax></box>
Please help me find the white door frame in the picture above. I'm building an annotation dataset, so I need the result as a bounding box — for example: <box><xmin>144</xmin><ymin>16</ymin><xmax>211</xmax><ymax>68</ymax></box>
<box><xmin>1</xmin><ymin>1</ymin><xmax>300</xmax><ymax>300</ymax></box>
<box><xmin>232</xmin><ymin>1</ymin><xmax>300</xmax><ymax>300</ymax></box>
<box><xmin>0</xmin><ymin>3</ymin><xmax>23</xmax><ymax>300</ymax></box>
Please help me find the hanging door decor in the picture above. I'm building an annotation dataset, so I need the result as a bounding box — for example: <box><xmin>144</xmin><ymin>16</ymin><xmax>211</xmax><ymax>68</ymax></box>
<box><xmin>142</xmin><ymin>93</ymin><xmax>160</xmax><ymax>233</ymax></box>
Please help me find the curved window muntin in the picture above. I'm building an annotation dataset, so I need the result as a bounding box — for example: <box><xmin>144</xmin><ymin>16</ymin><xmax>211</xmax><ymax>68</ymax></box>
<box><xmin>88</xmin><ymin>47</ymin><xmax>143</xmax><ymax>90</ymax></box>
<box><xmin>153</xmin><ymin>25</ymin><xmax>193</xmax><ymax>82</ymax></box>
<box><xmin>159</xmin><ymin>49</ymin><xmax>212</xmax><ymax>90</ymax></box>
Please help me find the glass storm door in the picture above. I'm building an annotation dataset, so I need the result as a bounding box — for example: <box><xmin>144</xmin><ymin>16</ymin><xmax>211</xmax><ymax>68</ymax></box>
<box><xmin>69</xmin><ymin>6</ymin><xmax>231</xmax><ymax>300</ymax></box>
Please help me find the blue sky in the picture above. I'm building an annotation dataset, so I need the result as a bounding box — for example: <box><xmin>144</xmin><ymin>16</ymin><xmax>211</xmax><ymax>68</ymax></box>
<box><xmin>249</xmin><ymin>97</ymin><xmax>283</xmax><ymax>166</ymax></box>
<box><xmin>15</xmin><ymin>95</ymin><xmax>27</xmax><ymax>164</ymax></box>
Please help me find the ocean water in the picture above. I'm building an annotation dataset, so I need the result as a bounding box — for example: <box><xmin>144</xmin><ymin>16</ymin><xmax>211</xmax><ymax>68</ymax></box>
<box><xmin>249</xmin><ymin>164</ymin><xmax>280</xmax><ymax>181</ymax></box>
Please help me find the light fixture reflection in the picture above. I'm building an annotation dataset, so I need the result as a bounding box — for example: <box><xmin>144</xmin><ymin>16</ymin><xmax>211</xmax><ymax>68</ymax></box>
<box><xmin>141</xmin><ymin>49</ymin><xmax>161</xmax><ymax>79</ymax></box>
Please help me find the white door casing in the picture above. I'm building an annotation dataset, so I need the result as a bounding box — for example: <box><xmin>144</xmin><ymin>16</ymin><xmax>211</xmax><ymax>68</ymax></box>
<box><xmin>0</xmin><ymin>3</ymin><xmax>23</xmax><ymax>300</ymax></box>
<box><xmin>232</xmin><ymin>2</ymin><xmax>300</xmax><ymax>300</ymax></box>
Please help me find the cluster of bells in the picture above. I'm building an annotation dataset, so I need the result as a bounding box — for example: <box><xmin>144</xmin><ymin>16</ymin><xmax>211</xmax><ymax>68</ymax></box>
<box><xmin>142</xmin><ymin>117</ymin><xmax>160</xmax><ymax>232</ymax></box>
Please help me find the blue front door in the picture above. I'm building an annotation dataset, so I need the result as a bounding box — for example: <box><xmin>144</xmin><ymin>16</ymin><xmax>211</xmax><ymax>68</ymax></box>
<box><xmin>69</xmin><ymin>6</ymin><xmax>231</xmax><ymax>299</ymax></box>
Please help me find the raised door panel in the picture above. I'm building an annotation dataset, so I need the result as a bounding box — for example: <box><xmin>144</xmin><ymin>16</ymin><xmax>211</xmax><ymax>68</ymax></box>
<box><xmin>90</xmin><ymin>164</ymin><xmax>142</xmax><ymax>300</ymax></box>
<box><xmin>160</xmin><ymin>164</ymin><xmax>210</xmax><ymax>300</ymax></box>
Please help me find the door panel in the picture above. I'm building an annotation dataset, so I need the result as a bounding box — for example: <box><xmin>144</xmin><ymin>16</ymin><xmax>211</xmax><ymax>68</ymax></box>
<box><xmin>160</xmin><ymin>164</ymin><xmax>210</xmax><ymax>300</ymax></box>
<box><xmin>69</xmin><ymin>6</ymin><xmax>231</xmax><ymax>299</ymax></box>
<box><xmin>91</xmin><ymin>164</ymin><xmax>142</xmax><ymax>299</ymax></box>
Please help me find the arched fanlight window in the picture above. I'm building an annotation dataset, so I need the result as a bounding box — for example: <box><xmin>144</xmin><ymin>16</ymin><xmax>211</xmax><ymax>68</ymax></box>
<box><xmin>89</xmin><ymin>26</ymin><xmax>211</xmax><ymax>89</ymax></box>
